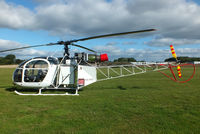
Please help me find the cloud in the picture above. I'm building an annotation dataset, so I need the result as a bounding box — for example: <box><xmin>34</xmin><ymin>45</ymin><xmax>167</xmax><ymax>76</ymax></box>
<box><xmin>0</xmin><ymin>0</ymin><xmax>36</xmax><ymax>29</ymax></box>
<box><xmin>146</xmin><ymin>38</ymin><xmax>200</xmax><ymax>47</ymax></box>
<box><xmin>93</xmin><ymin>43</ymin><xmax>122</xmax><ymax>56</ymax></box>
<box><xmin>33</xmin><ymin>0</ymin><xmax>63</xmax><ymax>4</ymax></box>
<box><xmin>0</xmin><ymin>39</ymin><xmax>50</xmax><ymax>58</ymax></box>
<box><xmin>34</xmin><ymin>0</ymin><xmax>200</xmax><ymax>40</ymax></box>
<box><xmin>122</xmin><ymin>41</ymin><xmax>136</xmax><ymax>45</ymax></box>
<box><xmin>0</xmin><ymin>39</ymin><xmax>22</xmax><ymax>49</ymax></box>
<box><xmin>0</xmin><ymin>0</ymin><xmax>200</xmax><ymax>49</ymax></box>
<box><xmin>0</xmin><ymin>0</ymin><xmax>199</xmax><ymax>39</ymax></box>
<box><xmin>92</xmin><ymin>43</ymin><xmax>200</xmax><ymax>61</ymax></box>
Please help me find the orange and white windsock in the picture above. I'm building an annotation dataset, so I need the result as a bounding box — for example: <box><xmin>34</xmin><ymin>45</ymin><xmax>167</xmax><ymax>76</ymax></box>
<box><xmin>177</xmin><ymin>65</ymin><xmax>182</xmax><ymax>78</ymax></box>
<box><xmin>170</xmin><ymin>45</ymin><xmax>177</xmax><ymax>59</ymax></box>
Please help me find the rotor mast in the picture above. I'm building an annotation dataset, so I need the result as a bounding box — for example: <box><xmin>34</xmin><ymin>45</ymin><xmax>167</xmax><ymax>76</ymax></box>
<box><xmin>57</xmin><ymin>41</ymin><xmax>71</xmax><ymax>58</ymax></box>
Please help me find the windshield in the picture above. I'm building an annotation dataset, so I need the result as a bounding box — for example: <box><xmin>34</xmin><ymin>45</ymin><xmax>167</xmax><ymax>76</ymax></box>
<box><xmin>18</xmin><ymin>59</ymin><xmax>31</xmax><ymax>68</ymax></box>
<box><xmin>25</xmin><ymin>60</ymin><xmax>48</xmax><ymax>68</ymax></box>
<box><xmin>24</xmin><ymin>60</ymin><xmax>49</xmax><ymax>82</ymax></box>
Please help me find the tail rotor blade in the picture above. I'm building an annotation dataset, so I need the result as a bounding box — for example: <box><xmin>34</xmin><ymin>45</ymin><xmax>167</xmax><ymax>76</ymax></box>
<box><xmin>170</xmin><ymin>45</ymin><xmax>177</xmax><ymax>60</ymax></box>
<box><xmin>177</xmin><ymin>65</ymin><xmax>182</xmax><ymax>78</ymax></box>
<box><xmin>170</xmin><ymin>44</ymin><xmax>182</xmax><ymax>78</ymax></box>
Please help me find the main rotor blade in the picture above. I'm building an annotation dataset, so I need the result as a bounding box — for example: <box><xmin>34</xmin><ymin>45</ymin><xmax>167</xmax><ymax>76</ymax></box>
<box><xmin>0</xmin><ymin>43</ymin><xmax>58</xmax><ymax>53</ymax></box>
<box><xmin>71</xmin><ymin>43</ymin><xmax>97</xmax><ymax>53</ymax></box>
<box><xmin>70</xmin><ymin>29</ymin><xmax>156</xmax><ymax>42</ymax></box>
<box><xmin>0</xmin><ymin>28</ymin><xmax>156</xmax><ymax>53</ymax></box>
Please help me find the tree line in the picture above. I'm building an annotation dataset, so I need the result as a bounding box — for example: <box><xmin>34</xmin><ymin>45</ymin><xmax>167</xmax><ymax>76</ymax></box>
<box><xmin>0</xmin><ymin>54</ymin><xmax>23</xmax><ymax>65</ymax></box>
<box><xmin>113</xmin><ymin>57</ymin><xmax>136</xmax><ymax>62</ymax></box>
<box><xmin>164</xmin><ymin>57</ymin><xmax>200</xmax><ymax>63</ymax></box>
<box><xmin>114</xmin><ymin>57</ymin><xmax>200</xmax><ymax>63</ymax></box>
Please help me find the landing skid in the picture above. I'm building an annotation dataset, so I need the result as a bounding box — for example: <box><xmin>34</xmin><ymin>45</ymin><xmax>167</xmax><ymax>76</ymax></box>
<box><xmin>14</xmin><ymin>88</ymin><xmax>79</xmax><ymax>96</ymax></box>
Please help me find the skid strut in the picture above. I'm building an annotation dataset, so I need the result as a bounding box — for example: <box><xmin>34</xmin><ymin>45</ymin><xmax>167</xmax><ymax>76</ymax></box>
<box><xmin>14</xmin><ymin>88</ymin><xmax>79</xmax><ymax>96</ymax></box>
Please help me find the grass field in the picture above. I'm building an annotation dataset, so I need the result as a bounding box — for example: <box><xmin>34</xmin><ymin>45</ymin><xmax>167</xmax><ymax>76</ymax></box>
<box><xmin>0</xmin><ymin>67</ymin><xmax>200</xmax><ymax>134</ymax></box>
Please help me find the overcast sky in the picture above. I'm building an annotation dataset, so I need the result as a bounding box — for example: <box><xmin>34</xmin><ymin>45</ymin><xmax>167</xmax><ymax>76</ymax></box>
<box><xmin>0</xmin><ymin>0</ymin><xmax>200</xmax><ymax>61</ymax></box>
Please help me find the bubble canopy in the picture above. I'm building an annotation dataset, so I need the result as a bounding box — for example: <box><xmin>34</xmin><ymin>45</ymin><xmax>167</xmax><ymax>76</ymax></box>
<box><xmin>13</xmin><ymin>57</ymin><xmax>59</xmax><ymax>84</ymax></box>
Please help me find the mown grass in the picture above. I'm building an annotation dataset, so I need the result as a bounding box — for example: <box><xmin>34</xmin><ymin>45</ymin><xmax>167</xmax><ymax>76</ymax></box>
<box><xmin>0</xmin><ymin>67</ymin><xmax>200</xmax><ymax>134</ymax></box>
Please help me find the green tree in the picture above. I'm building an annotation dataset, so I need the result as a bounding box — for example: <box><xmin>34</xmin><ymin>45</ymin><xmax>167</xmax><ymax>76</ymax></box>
<box><xmin>114</xmin><ymin>57</ymin><xmax>136</xmax><ymax>62</ymax></box>
<box><xmin>165</xmin><ymin>57</ymin><xmax>200</xmax><ymax>63</ymax></box>
<box><xmin>15</xmin><ymin>59</ymin><xmax>23</xmax><ymax>64</ymax></box>
<box><xmin>128</xmin><ymin>58</ymin><xmax>136</xmax><ymax>62</ymax></box>
<box><xmin>0</xmin><ymin>54</ymin><xmax>24</xmax><ymax>65</ymax></box>
<box><xmin>4</xmin><ymin>54</ymin><xmax>16</xmax><ymax>64</ymax></box>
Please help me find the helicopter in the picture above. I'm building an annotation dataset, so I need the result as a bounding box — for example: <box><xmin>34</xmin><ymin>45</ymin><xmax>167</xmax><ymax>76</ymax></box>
<box><xmin>0</xmin><ymin>29</ymin><xmax>194</xmax><ymax>96</ymax></box>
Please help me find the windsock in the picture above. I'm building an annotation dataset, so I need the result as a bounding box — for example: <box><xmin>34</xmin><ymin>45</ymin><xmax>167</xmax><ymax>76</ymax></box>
<box><xmin>170</xmin><ymin>45</ymin><xmax>177</xmax><ymax>59</ymax></box>
<box><xmin>170</xmin><ymin>45</ymin><xmax>182</xmax><ymax>78</ymax></box>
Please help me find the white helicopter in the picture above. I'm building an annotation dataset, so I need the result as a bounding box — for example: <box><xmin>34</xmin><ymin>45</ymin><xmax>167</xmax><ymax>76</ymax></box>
<box><xmin>0</xmin><ymin>29</ymin><xmax>172</xmax><ymax>96</ymax></box>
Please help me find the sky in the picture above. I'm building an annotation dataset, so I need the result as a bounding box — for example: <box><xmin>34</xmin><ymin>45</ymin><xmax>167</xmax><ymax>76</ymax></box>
<box><xmin>0</xmin><ymin>0</ymin><xmax>200</xmax><ymax>61</ymax></box>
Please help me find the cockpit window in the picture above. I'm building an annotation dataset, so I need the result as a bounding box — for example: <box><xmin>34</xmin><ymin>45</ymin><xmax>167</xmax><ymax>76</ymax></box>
<box><xmin>24</xmin><ymin>69</ymin><xmax>48</xmax><ymax>82</ymax></box>
<box><xmin>18</xmin><ymin>59</ymin><xmax>31</xmax><ymax>68</ymax></box>
<box><xmin>13</xmin><ymin>69</ymin><xmax>23</xmax><ymax>82</ymax></box>
<box><xmin>25</xmin><ymin>60</ymin><xmax>48</xmax><ymax>68</ymax></box>
<box><xmin>24</xmin><ymin>60</ymin><xmax>48</xmax><ymax>82</ymax></box>
<box><xmin>48</xmin><ymin>57</ymin><xmax>59</xmax><ymax>65</ymax></box>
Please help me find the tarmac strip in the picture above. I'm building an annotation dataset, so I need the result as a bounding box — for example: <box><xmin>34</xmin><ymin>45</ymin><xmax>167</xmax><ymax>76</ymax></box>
<box><xmin>0</xmin><ymin>65</ymin><xmax>18</xmax><ymax>68</ymax></box>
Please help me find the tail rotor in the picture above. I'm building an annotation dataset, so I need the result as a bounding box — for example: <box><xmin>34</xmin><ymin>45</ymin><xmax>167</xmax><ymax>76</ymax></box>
<box><xmin>170</xmin><ymin>45</ymin><xmax>182</xmax><ymax>78</ymax></box>
<box><xmin>158</xmin><ymin>44</ymin><xmax>195</xmax><ymax>83</ymax></box>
